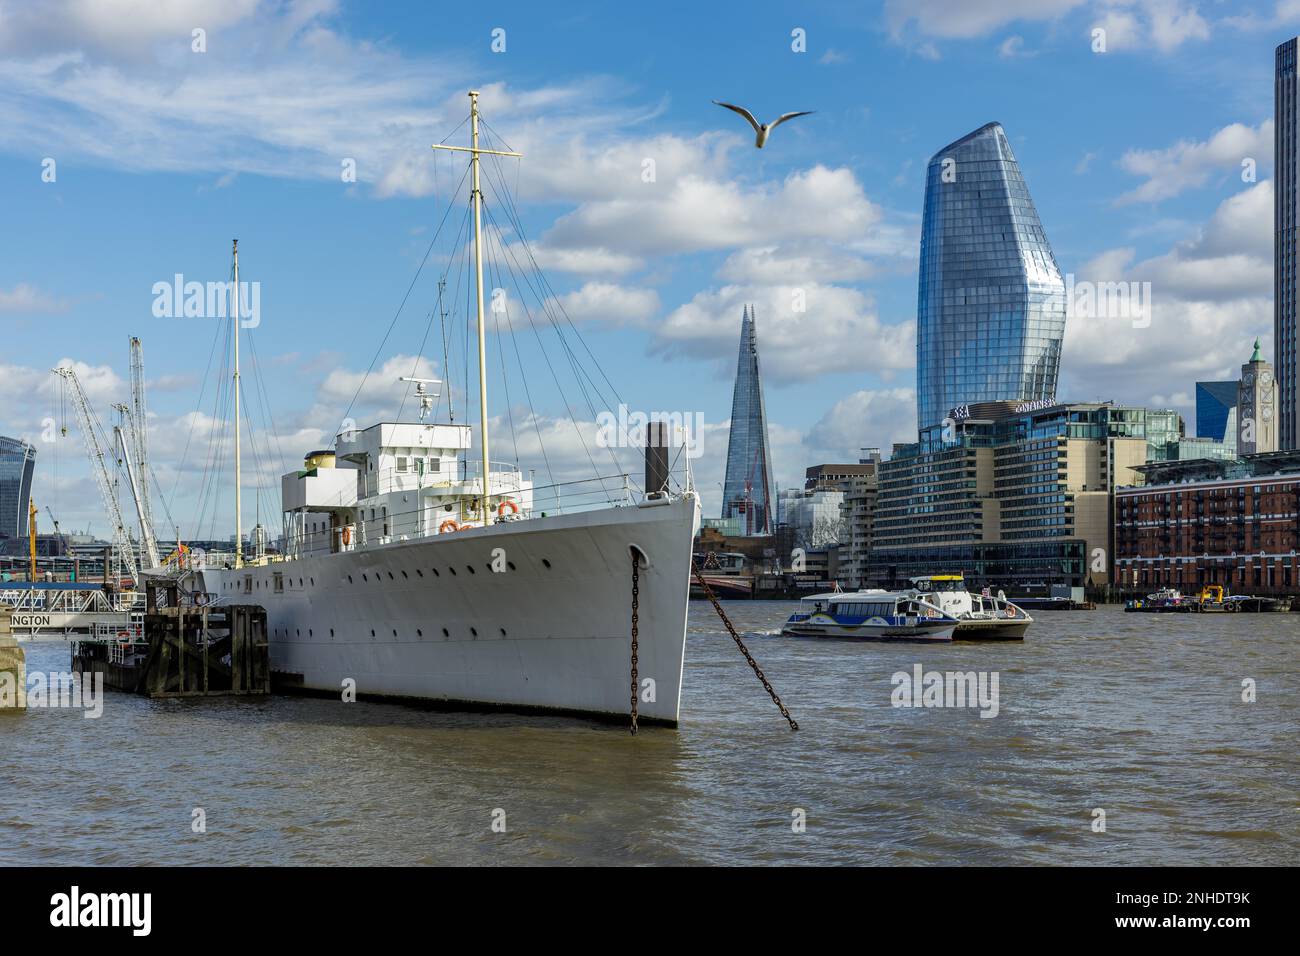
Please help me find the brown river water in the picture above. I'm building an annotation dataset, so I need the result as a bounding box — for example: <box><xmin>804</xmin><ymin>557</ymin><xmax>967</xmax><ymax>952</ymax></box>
<box><xmin>1</xmin><ymin>602</ymin><xmax>1296</xmax><ymax>865</ymax></box>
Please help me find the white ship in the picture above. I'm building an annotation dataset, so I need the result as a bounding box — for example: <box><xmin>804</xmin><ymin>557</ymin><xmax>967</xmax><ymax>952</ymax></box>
<box><xmin>193</xmin><ymin>92</ymin><xmax>701</xmax><ymax>725</ymax></box>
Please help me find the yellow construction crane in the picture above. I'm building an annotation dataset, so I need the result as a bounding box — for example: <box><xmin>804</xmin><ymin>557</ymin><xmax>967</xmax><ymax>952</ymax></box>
<box><xmin>28</xmin><ymin>498</ymin><xmax>37</xmax><ymax>582</ymax></box>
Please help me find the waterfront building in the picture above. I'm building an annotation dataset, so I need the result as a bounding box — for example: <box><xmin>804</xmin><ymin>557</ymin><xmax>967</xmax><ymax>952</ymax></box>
<box><xmin>1237</xmin><ymin>338</ymin><xmax>1278</xmax><ymax>455</ymax></box>
<box><xmin>777</xmin><ymin>485</ymin><xmax>846</xmax><ymax>552</ymax></box>
<box><xmin>721</xmin><ymin>305</ymin><xmax>775</xmax><ymax>535</ymax></box>
<box><xmin>1196</xmin><ymin>380</ymin><xmax>1237</xmax><ymax>442</ymax></box>
<box><xmin>0</xmin><ymin>436</ymin><xmax>36</xmax><ymax>544</ymax></box>
<box><xmin>1144</xmin><ymin>409</ymin><xmax>1185</xmax><ymax>460</ymax></box>
<box><xmin>1114</xmin><ymin>450</ymin><xmax>1300</xmax><ymax>595</ymax></box>
<box><xmin>915</xmin><ymin>122</ymin><xmax>1066</xmax><ymax>431</ymax></box>
<box><xmin>1277</xmin><ymin>38</ymin><xmax>1299</xmax><ymax>448</ymax></box>
<box><xmin>868</xmin><ymin>401</ymin><xmax>1149</xmax><ymax>590</ymax></box>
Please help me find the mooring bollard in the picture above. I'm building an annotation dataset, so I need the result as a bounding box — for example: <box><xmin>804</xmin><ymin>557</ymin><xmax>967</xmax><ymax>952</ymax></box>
<box><xmin>0</xmin><ymin>604</ymin><xmax>27</xmax><ymax>712</ymax></box>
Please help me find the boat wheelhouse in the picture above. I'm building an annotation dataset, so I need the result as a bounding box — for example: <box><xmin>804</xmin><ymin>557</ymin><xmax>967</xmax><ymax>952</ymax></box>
<box><xmin>904</xmin><ymin>574</ymin><xmax>1033</xmax><ymax>640</ymax></box>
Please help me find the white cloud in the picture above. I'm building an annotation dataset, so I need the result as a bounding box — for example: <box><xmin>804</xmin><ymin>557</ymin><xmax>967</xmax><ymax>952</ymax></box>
<box><xmin>805</xmin><ymin>388</ymin><xmax>918</xmax><ymax>459</ymax></box>
<box><xmin>654</xmin><ymin>284</ymin><xmax>915</xmax><ymax>385</ymax></box>
<box><xmin>545</xmin><ymin>282</ymin><xmax>660</xmax><ymax>327</ymax></box>
<box><xmin>998</xmin><ymin>35</ymin><xmax>1035</xmax><ymax>57</ymax></box>
<box><xmin>543</xmin><ymin>165</ymin><xmax>884</xmax><ymax>261</ymax></box>
<box><xmin>1116</xmin><ymin>120</ymin><xmax>1271</xmax><ymax>204</ymax></box>
<box><xmin>1060</xmin><ymin>181</ymin><xmax>1272</xmax><ymax>412</ymax></box>
<box><xmin>0</xmin><ymin>283</ymin><xmax>69</xmax><ymax>313</ymax></box>
<box><xmin>885</xmin><ymin>0</ymin><xmax>1085</xmax><ymax>39</ymax></box>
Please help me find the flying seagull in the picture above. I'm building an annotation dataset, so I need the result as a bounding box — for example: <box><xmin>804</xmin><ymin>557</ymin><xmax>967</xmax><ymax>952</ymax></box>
<box><xmin>712</xmin><ymin>101</ymin><xmax>815</xmax><ymax>148</ymax></box>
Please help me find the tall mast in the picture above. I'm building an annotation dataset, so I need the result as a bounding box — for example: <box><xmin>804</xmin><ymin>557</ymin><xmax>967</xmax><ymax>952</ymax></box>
<box><xmin>232</xmin><ymin>239</ymin><xmax>243</xmax><ymax>567</ymax></box>
<box><xmin>431</xmin><ymin>91</ymin><xmax>521</xmax><ymax>527</ymax></box>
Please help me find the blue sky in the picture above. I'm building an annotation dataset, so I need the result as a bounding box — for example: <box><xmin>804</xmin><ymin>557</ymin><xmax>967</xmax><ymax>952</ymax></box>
<box><xmin>0</xmin><ymin>0</ymin><xmax>1289</xmax><ymax>536</ymax></box>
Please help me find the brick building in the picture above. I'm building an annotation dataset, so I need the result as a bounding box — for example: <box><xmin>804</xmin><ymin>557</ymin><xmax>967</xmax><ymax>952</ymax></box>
<box><xmin>1114</xmin><ymin>450</ymin><xmax>1300</xmax><ymax>595</ymax></box>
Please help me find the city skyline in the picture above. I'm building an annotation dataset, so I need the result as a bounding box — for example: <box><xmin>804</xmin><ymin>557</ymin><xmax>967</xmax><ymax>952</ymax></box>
<box><xmin>0</xmin><ymin>2</ymin><xmax>1288</xmax><ymax>534</ymax></box>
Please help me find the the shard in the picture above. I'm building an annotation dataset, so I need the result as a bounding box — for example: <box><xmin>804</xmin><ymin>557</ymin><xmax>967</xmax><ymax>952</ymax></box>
<box><xmin>915</xmin><ymin>122</ymin><xmax>1066</xmax><ymax>431</ymax></box>
<box><xmin>721</xmin><ymin>305</ymin><xmax>774</xmax><ymax>535</ymax></box>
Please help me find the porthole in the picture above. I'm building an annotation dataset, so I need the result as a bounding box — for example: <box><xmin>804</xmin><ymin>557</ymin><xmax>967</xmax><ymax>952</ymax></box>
<box><xmin>471</xmin><ymin>627</ymin><xmax>478</xmax><ymax>637</ymax></box>
<box><xmin>449</xmin><ymin>567</ymin><xmax>457</xmax><ymax>576</ymax></box>
<box><xmin>467</xmin><ymin>565</ymin><xmax>476</xmax><ymax>574</ymax></box>
<box><xmin>442</xmin><ymin>628</ymin><xmax>449</xmax><ymax>637</ymax></box>
<box><xmin>348</xmin><ymin>575</ymin><xmax>353</xmax><ymax>584</ymax></box>
<box><xmin>432</xmin><ymin>568</ymin><xmax>440</xmax><ymax>577</ymax></box>
<box><xmin>392</xmin><ymin>629</ymin><xmax>397</xmax><ymax>637</ymax></box>
<box><xmin>362</xmin><ymin>573</ymin><xmax>368</xmax><ymax>582</ymax></box>
<box><xmin>370</xmin><ymin>629</ymin><xmax>376</xmax><ymax>637</ymax></box>
<box><xmin>500</xmin><ymin>628</ymin><xmax>507</xmax><ymax>637</ymax></box>
<box><xmin>330</xmin><ymin>629</ymin><xmax>335</xmax><ymax>637</ymax></box>
<box><xmin>542</xmin><ymin>559</ymin><xmax>552</xmax><ymax>569</ymax></box>
<box><xmin>507</xmin><ymin>561</ymin><xmax>516</xmax><ymax>571</ymax></box>
<box><xmin>417</xmin><ymin>629</ymin><xmax>423</xmax><ymax>637</ymax></box>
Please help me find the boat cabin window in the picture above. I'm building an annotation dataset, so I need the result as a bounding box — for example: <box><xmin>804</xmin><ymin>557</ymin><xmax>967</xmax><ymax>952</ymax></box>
<box><xmin>396</xmin><ymin>456</ymin><xmax>408</xmax><ymax>472</ymax></box>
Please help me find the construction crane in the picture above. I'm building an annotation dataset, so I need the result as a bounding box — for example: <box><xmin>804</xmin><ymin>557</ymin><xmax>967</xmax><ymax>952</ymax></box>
<box><xmin>28</xmin><ymin>498</ymin><xmax>37</xmax><ymax>581</ymax></box>
<box><xmin>112</xmin><ymin>403</ymin><xmax>160</xmax><ymax>569</ymax></box>
<box><xmin>127</xmin><ymin>336</ymin><xmax>156</xmax><ymax>548</ymax></box>
<box><xmin>52</xmin><ymin>366</ymin><xmax>140</xmax><ymax>583</ymax></box>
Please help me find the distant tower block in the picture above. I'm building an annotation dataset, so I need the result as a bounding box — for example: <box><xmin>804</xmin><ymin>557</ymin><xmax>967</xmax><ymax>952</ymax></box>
<box><xmin>1238</xmin><ymin>338</ymin><xmax>1278</xmax><ymax>455</ymax></box>
<box><xmin>721</xmin><ymin>306</ymin><xmax>775</xmax><ymax>535</ymax></box>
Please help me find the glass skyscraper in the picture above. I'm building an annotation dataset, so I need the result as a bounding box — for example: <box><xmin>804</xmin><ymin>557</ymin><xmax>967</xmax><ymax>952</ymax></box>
<box><xmin>0</xmin><ymin>435</ymin><xmax>36</xmax><ymax>542</ymax></box>
<box><xmin>1276</xmin><ymin>38</ymin><xmax>1298</xmax><ymax>449</ymax></box>
<box><xmin>1195</xmin><ymin>380</ymin><xmax>1237</xmax><ymax>441</ymax></box>
<box><xmin>721</xmin><ymin>305</ymin><xmax>774</xmax><ymax>535</ymax></box>
<box><xmin>915</xmin><ymin>122</ymin><xmax>1066</xmax><ymax>431</ymax></box>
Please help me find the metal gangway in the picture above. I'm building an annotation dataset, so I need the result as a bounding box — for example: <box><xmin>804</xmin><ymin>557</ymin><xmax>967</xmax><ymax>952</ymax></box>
<box><xmin>0</xmin><ymin>583</ymin><xmax>145</xmax><ymax>641</ymax></box>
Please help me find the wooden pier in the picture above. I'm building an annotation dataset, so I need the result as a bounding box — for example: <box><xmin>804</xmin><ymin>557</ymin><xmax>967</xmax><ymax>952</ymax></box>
<box><xmin>73</xmin><ymin>602</ymin><xmax>269</xmax><ymax>698</ymax></box>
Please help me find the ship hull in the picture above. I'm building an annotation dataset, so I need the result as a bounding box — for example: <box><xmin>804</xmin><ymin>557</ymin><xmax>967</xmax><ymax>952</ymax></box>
<box><xmin>199</xmin><ymin>496</ymin><xmax>699</xmax><ymax>725</ymax></box>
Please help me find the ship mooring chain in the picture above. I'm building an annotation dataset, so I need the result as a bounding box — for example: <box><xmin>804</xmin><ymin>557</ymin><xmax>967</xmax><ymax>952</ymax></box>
<box><xmin>692</xmin><ymin>560</ymin><xmax>798</xmax><ymax>732</ymax></box>
<box><xmin>629</xmin><ymin>552</ymin><xmax>640</xmax><ymax>736</ymax></box>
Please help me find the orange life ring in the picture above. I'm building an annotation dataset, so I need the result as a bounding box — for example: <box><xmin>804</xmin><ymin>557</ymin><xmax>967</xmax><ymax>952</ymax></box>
<box><xmin>439</xmin><ymin>520</ymin><xmax>461</xmax><ymax>534</ymax></box>
<box><xmin>497</xmin><ymin>500</ymin><xmax>519</xmax><ymax>517</ymax></box>
<box><xmin>342</xmin><ymin>527</ymin><xmax>352</xmax><ymax>546</ymax></box>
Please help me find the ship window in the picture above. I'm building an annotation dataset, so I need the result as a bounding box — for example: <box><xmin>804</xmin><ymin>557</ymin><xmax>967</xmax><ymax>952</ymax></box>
<box><xmin>370</xmin><ymin>629</ymin><xmax>376</xmax><ymax>637</ymax></box>
<box><xmin>500</xmin><ymin>628</ymin><xmax>507</xmax><ymax>637</ymax></box>
<box><xmin>274</xmin><ymin>573</ymin><xmax>284</xmax><ymax>593</ymax></box>
<box><xmin>429</xmin><ymin>458</ymin><xmax>441</xmax><ymax>473</ymax></box>
<box><xmin>397</xmin><ymin>457</ymin><xmax>408</xmax><ymax>472</ymax></box>
<box><xmin>401</xmin><ymin>570</ymin><xmax>408</xmax><ymax>579</ymax></box>
<box><xmin>542</xmin><ymin>559</ymin><xmax>552</xmax><ymax>569</ymax></box>
<box><xmin>507</xmin><ymin>561</ymin><xmax>516</xmax><ymax>571</ymax></box>
<box><xmin>330</xmin><ymin>629</ymin><xmax>334</xmax><ymax>637</ymax></box>
<box><xmin>442</xmin><ymin>628</ymin><xmax>450</xmax><ymax>637</ymax></box>
<box><xmin>471</xmin><ymin>627</ymin><xmax>478</xmax><ymax>636</ymax></box>
<box><xmin>467</xmin><ymin>565</ymin><xmax>476</xmax><ymax>574</ymax></box>
<box><xmin>449</xmin><ymin>567</ymin><xmax>457</xmax><ymax>575</ymax></box>
<box><xmin>432</xmin><ymin>568</ymin><xmax>440</xmax><ymax>577</ymax></box>
<box><xmin>416</xmin><ymin>569</ymin><xmax>423</xmax><ymax>578</ymax></box>
<box><xmin>417</xmin><ymin>629</ymin><xmax>422</xmax><ymax>637</ymax></box>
